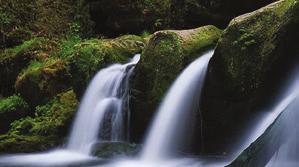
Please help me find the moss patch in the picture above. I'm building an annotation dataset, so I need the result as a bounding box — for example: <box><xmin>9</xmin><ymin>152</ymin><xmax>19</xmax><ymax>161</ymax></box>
<box><xmin>0</xmin><ymin>38</ymin><xmax>57</xmax><ymax>96</ymax></box>
<box><xmin>15</xmin><ymin>58</ymin><xmax>71</xmax><ymax>106</ymax></box>
<box><xmin>64</xmin><ymin>35</ymin><xmax>145</xmax><ymax>95</ymax></box>
<box><xmin>0</xmin><ymin>90</ymin><xmax>78</xmax><ymax>153</ymax></box>
<box><xmin>0</xmin><ymin>95</ymin><xmax>29</xmax><ymax>134</ymax></box>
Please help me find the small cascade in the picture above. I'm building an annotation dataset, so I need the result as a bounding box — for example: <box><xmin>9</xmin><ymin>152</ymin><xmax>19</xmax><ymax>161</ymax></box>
<box><xmin>67</xmin><ymin>54</ymin><xmax>140</xmax><ymax>154</ymax></box>
<box><xmin>141</xmin><ymin>50</ymin><xmax>214</xmax><ymax>161</ymax></box>
<box><xmin>0</xmin><ymin>54</ymin><xmax>141</xmax><ymax>167</ymax></box>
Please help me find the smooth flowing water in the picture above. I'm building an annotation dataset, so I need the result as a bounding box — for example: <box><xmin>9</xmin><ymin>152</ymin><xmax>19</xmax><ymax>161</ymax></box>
<box><xmin>103</xmin><ymin>50</ymin><xmax>215</xmax><ymax>167</ymax></box>
<box><xmin>68</xmin><ymin>54</ymin><xmax>140</xmax><ymax>154</ymax></box>
<box><xmin>141</xmin><ymin>50</ymin><xmax>214</xmax><ymax>161</ymax></box>
<box><xmin>0</xmin><ymin>55</ymin><xmax>140</xmax><ymax>166</ymax></box>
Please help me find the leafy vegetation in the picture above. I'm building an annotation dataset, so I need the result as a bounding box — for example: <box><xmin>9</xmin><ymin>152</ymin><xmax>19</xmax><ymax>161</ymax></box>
<box><xmin>0</xmin><ymin>90</ymin><xmax>78</xmax><ymax>153</ymax></box>
<box><xmin>0</xmin><ymin>95</ymin><xmax>29</xmax><ymax>134</ymax></box>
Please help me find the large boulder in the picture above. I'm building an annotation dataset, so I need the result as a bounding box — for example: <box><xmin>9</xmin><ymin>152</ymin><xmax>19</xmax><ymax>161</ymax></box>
<box><xmin>130</xmin><ymin>25</ymin><xmax>222</xmax><ymax>141</ymax></box>
<box><xmin>201</xmin><ymin>0</ymin><xmax>299</xmax><ymax>154</ymax></box>
<box><xmin>15</xmin><ymin>58</ymin><xmax>71</xmax><ymax>107</ymax></box>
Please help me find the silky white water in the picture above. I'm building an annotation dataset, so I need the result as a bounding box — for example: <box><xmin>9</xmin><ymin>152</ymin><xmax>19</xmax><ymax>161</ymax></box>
<box><xmin>98</xmin><ymin>50</ymin><xmax>215</xmax><ymax>167</ymax></box>
<box><xmin>141</xmin><ymin>50</ymin><xmax>214</xmax><ymax>161</ymax></box>
<box><xmin>68</xmin><ymin>54</ymin><xmax>140</xmax><ymax>154</ymax></box>
<box><xmin>0</xmin><ymin>55</ymin><xmax>140</xmax><ymax>166</ymax></box>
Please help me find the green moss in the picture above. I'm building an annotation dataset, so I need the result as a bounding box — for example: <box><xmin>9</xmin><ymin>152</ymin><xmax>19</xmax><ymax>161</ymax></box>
<box><xmin>0</xmin><ymin>95</ymin><xmax>28</xmax><ymax>114</ymax></box>
<box><xmin>0</xmin><ymin>95</ymin><xmax>29</xmax><ymax>134</ymax></box>
<box><xmin>213</xmin><ymin>0</ymin><xmax>299</xmax><ymax>98</ymax></box>
<box><xmin>0</xmin><ymin>134</ymin><xmax>58</xmax><ymax>153</ymax></box>
<box><xmin>63</xmin><ymin>35</ymin><xmax>145</xmax><ymax>95</ymax></box>
<box><xmin>134</xmin><ymin>26</ymin><xmax>221</xmax><ymax>105</ymax></box>
<box><xmin>0</xmin><ymin>90</ymin><xmax>78</xmax><ymax>153</ymax></box>
<box><xmin>1</xmin><ymin>38</ymin><xmax>40</xmax><ymax>60</ymax></box>
<box><xmin>0</xmin><ymin>37</ymin><xmax>58</xmax><ymax>96</ymax></box>
<box><xmin>15</xmin><ymin>58</ymin><xmax>71</xmax><ymax>106</ymax></box>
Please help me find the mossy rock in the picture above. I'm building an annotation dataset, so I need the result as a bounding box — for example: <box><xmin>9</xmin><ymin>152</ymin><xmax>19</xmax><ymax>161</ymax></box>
<box><xmin>0</xmin><ymin>95</ymin><xmax>29</xmax><ymax>134</ymax></box>
<box><xmin>130</xmin><ymin>25</ymin><xmax>222</xmax><ymax>141</ymax></box>
<box><xmin>0</xmin><ymin>38</ymin><xmax>57</xmax><ymax>96</ymax></box>
<box><xmin>92</xmin><ymin>141</ymin><xmax>141</xmax><ymax>158</ymax></box>
<box><xmin>0</xmin><ymin>90</ymin><xmax>78</xmax><ymax>153</ymax></box>
<box><xmin>15</xmin><ymin>58</ymin><xmax>71</xmax><ymax>106</ymax></box>
<box><xmin>64</xmin><ymin>35</ymin><xmax>146</xmax><ymax>96</ymax></box>
<box><xmin>201</xmin><ymin>0</ymin><xmax>299</xmax><ymax>153</ymax></box>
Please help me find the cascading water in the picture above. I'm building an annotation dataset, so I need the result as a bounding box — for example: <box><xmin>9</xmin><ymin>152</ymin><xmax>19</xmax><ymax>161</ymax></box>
<box><xmin>68</xmin><ymin>54</ymin><xmax>140</xmax><ymax>154</ymax></box>
<box><xmin>108</xmin><ymin>50</ymin><xmax>215</xmax><ymax>167</ymax></box>
<box><xmin>0</xmin><ymin>54</ymin><xmax>140</xmax><ymax>166</ymax></box>
<box><xmin>141</xmin><ymin>50</ymin><xmax>214</xmax><ymax>161</ymax></box>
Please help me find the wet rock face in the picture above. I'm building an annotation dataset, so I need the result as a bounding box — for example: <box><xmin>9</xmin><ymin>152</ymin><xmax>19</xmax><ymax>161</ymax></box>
<box><xmin>130</xmin><ymin>25</ymin><xmax>222</xmax><ymax>142</ymax></box>
<box><xmin>201</xmin><ymin>0</ymin><xmax>299</xmax><ymax>154</ymax></box>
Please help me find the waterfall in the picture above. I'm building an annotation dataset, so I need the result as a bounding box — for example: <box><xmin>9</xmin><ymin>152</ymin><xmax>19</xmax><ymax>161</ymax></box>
<box><xmin>141</xmin><ymin>50</ymin><xmax>214</xmax><ymax>161</ymax></box>
<box><xmin>67</xmin><ymin>54</ymin><xmax>140</xmax><ymax>154</ymax></box>
<box><xmin>0</xmin><ymin>55</ymin><xmax>140</xmax><ymax>166</ymax></box>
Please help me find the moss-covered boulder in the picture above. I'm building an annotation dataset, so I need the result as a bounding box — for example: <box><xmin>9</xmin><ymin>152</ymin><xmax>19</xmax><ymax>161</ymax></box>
<box><xmin>201</xmin><ymin>0</ymin><xmax>299</xmax><ymax>153</ymax></box>
<box><xmin>130</xmin><ymin>25</ymin><xmax>222</xmax><ymax>141</ymax></box>
<box><xmin>15</xmin><ymin>58</ymin><xmax>71</xmax><ymax>106</ymax></box>
<box><xmin>0</xmin><ymin>90</ymin><xmax>78</xmax><ymax>153</ymax></box>
<box><xmin>0</xmin><ymin>38</ymin><xmax>56</xmax><ymax>96</ymax></box>
<box><xmin>0</xmin><ymin>95</ymin><xmax>29</xmax><ymax>134</ymax></box>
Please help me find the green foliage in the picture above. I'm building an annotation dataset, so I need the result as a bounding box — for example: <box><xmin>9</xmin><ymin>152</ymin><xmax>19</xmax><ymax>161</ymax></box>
<box><xmin>58</xmin><ymin>35</ymin><xmax>145</xmax><ymax>94</ymax></box>
<box><xmin>0</xmin><ymin>95</ymin><xmax>28</xmax><ymax>114</ymax></box>
<box><xmin>0</xmin><ymin>95</ymin><xmax>29</xmax><ymax>134</ymax></box>
<box><xmin>0</xmin><ymin>9</ymin><xmax>12</xmax><ymax>30</ymax></box>
<box><xmin>10</xmin><ymin>90</ymin><xmax>78</xmax><ymax>136</ymax></box>
<box><xmin>1</xmin><ymin>38</ymin><xmax>38</xmax><ymax>59</ymax></box>
<box><xmin>0</xmin><ymin>90</ymin><xmax>78</xmax><ymax>153</ymax></box>
<box><xmin>15</xmin><ymin>57</ymin><xmax>70</xmax><ymax>106</ymax></box>
<box><xmin>59</xmin><ymin>36</ymin><xmax>82</xmax><ymax>59</ymax></box>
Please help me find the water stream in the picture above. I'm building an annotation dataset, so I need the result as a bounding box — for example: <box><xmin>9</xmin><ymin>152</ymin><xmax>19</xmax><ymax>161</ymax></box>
<box><xmin>0</xmin><ymin>54</ymin><xmax>140</xmax><ymax>167</ymax></box>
